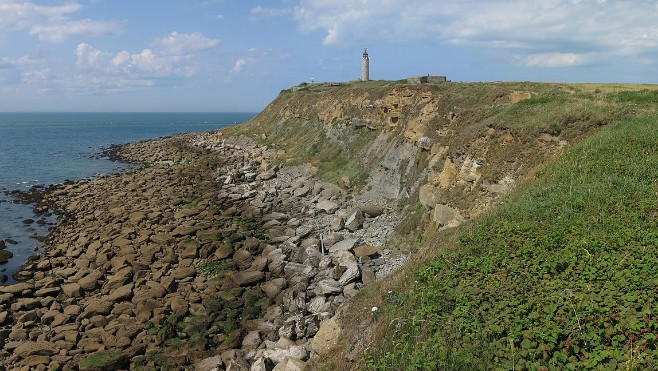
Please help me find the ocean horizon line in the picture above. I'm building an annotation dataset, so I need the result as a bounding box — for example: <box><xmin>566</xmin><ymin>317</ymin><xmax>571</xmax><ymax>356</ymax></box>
<box><xmin>0</xmin><ymin>111</ymin><xmax>259</xmax><ymax>114</ymax></box>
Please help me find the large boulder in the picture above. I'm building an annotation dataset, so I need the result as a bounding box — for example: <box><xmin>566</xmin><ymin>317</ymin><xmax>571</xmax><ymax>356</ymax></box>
<box><xmin>316</xmin><ymin>200</ymin><xmax>339</xmax><ymax>214</ymax></box>
<box><xmin>328</xmin><ymin>238</ymin><xmax>359</xmax><ymax>254</ymax></box>
<box><xmin>232</xmin><ymin>270</ymin><xmax>265</xmax><ymax>286</ymax></box>
<box><xmin>311</xmin><ymin>317</ymin><xmax>341</xmax><ymax>356</ymax></box>
<box><xmin>14</xmin><ymin>341</ymin><xmax>58</xmax><ymax>358</ymax></box>
<box><xmin>317</xmin><ymin>279</ymin><xmax>342</xmax><ymax>296</ymax></box>
<box><xmin>344</xmin><ymin>210</ymin><xmax>364</xmax><ymax>232</ymax></box>
<box><xmin>433</xmin><ymin>204</ymin><xmax>463</xmax><ymax>229</ymax></box>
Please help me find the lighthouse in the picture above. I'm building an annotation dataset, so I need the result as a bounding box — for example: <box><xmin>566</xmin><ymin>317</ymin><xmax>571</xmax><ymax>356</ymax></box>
<box><xmin>361</xmin><ymin>48</ymin><xmax>369</xmax><ymax>81</ymax></box>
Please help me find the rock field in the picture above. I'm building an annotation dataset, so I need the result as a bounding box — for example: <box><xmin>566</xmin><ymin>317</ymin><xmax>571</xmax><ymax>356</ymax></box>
<box><xmin>0</xmin><ymin>131</ymin><xmax>407</xmax><ymax>370</ymax></box>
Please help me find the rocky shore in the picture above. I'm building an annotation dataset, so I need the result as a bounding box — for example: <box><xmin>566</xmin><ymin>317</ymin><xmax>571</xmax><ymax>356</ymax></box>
<box><xmin>0</xmin><ymin>131</ymin><xmax>407</xmax><ymax>370</ymax></box>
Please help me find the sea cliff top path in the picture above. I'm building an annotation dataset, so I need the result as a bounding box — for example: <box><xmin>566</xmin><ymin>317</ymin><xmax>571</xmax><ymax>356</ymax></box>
<box><xmin>0</xmin><ymin>131</ymin><xmax>406</xmax><ymax>370</ymax></box>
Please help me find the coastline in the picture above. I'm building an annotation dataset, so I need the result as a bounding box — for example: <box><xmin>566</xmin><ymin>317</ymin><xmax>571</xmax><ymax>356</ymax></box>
<box><xmin>0</xmin><ymin>130</ymin><xmax>406</xmax><ymax>369</ymax></box>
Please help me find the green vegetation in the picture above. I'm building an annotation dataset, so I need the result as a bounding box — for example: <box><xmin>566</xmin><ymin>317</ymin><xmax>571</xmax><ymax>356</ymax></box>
<box><xmin>142</xmin><ymin>288</ymin><xmax>268</xmax><ymax>368</ymax></box>
<box><xmin>362</xmin><ymin>115</ymin><xmax>658</xmax><ymax>369</ymax></box>
<box><xmin>608</xmin><ymin>89</ymin><xmax>658</xmax><ymax>104</ymax></box>
<box><xmin>222</xmin><ymin>81</ymin><xmax>658</xmax><ymax>369</ymax></box>
<box><xmin>196</xmin><ymin>259</ymin><xmax>236</xmax><ymax>277</ymax></box>
<box><xmin>78</xmin><ymin>351</ymin><xmax>128</xmax><ymax>370</ymax></box>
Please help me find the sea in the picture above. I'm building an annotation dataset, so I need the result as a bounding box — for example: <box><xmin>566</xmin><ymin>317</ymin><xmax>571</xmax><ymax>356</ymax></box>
<box><xmin>0</xmin><ymin>112</ymin><xmax>255</xmax><ymax>283</ymax></box>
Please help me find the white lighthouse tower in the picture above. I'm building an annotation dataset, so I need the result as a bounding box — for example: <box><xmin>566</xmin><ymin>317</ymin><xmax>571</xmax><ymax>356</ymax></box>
<box><xmin>361</xmin><ymin>48</ymin><xmax>369</xmax><ymax>81</ymax></box>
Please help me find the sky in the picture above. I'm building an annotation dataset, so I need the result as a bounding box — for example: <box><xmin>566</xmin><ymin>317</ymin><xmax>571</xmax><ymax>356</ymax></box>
<box><xmin>2</xmin><ymin>0</ymin><xmax>658</xmax><ymax>112</ymax></box>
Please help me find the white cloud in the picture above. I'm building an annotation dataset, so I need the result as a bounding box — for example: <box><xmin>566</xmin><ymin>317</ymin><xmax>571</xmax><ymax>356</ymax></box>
<box><xmin>153</xmin><ymin>32</ymin><xmax>221</xmax><ymax>56</ymax></box>
<box><xmin>20</xmin><ymin>68</ymin><xmax>50</xmax><ymax>84</ymax></box>
<box><xmin>291</xmin><ymin>0</ymin><xmax>658</xmax><ymax>67</ymax></box>
<box><xmin>72</xmin><ymin>32</ymin><xmax>219</xmax><ymax>92</ymax></box>
<box><xmin>251</xmin><ymin>5</ymin><xmax>293</xmax><ymax>18</ymax></box>
<box><xmin>0</xmin><ymin>54</ymin><xmax>42</xmax><ymax>68</ymax></box>
<box><xmin>231</xmin><ymin>58</ymin><xmax>247</xmax><ymax>74</ymax></box>
<box><xmin>520</xmin><ymin>52</ymin><xmax>591</xmax><ymax>68</ymax></box>
<box><xmin>76</xmin><ymin>43</ymin><xmax>192</xmax><ymax>78</ymax></box>
<box><xmin>31</xmin><ymin>19</ymin><xmax>122</xmax><ymax>43</ymax></box>
<box><xmin>225</xmin><ymin>48</ymin><xmax>291</xmax><ymax>82</ymax></box>
<box><xmin>0</xmin><ymin>0</ymin><xmax>122</xmax><ymax>42</ymax></box>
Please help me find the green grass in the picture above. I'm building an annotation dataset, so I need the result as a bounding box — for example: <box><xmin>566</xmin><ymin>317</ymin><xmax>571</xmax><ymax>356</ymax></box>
<box><xmin>608</xmin><ymin>89</ymin><xmax>658</xmax><ymax>104</ymax></box>
<box><xmin>363</xmin><ymin>114</ymin><xmax>658</xmax><ymax>370</ymax></box>
<box><xmin>79</xmin><ymin>351</ymin><xmax>128</xmax><ymax>369</ymax></box>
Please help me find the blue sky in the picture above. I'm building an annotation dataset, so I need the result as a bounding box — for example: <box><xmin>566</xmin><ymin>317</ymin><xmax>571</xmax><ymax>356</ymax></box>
<box><xmin>2</xmin><ymin>0</ymin><xmax>658</xmax><ymax>112</ymax></box>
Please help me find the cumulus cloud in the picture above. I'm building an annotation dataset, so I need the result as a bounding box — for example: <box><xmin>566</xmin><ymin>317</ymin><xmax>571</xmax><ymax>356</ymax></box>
<box><xmin>76</xmin><ymin>42</ymin><xmax>193</xmax><ymax>78</ymax></box>
<box><xmin>0</xmin><ymin>0</ymin><xmax>122</xmax><ymax>42</ymax></box>
<box><xmin>153</xmin><ymin>32</ymin><xmax>221</xmax><ymax>56</ymax></box>
<box><xmin>73</xmin><ymin>31</ymin><xmax>220</xmax><ymax>92</ymax></box>
<box><xmin>289</xmin><ymin>0</ymin><xmax>658</xmax><ymax>68</ymax></box>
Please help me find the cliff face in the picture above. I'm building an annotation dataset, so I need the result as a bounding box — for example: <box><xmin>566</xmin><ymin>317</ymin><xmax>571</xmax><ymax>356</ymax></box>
<box><xmin>229</xmin><ymin>81</ymin><xmax>609</xmax><ymax>233</ymax></box>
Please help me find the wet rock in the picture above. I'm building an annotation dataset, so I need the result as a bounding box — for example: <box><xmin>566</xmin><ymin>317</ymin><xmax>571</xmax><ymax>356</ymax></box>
<box><xmin>0</xmin><ymin>250</ymin><xmax>13</xmax><ymax>264</ymax></box>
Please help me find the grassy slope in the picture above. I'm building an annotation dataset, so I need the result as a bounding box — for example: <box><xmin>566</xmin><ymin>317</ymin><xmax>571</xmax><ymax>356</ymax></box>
<box><xmin>227</xmin><ymin>82</ymin><xmax>658</xmax><ymax>369</ymax></box>
<box><xmin>356</xmin><ymin>108</ymin><xmax>658</xmax><ymax>368</ymax></box>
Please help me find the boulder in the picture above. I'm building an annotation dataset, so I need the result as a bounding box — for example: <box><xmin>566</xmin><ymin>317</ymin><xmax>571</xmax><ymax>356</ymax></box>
<box><xmin>233</xmin><ymin>249</ymin><xmax>253</xmax><ymax>269</ymax></box>
<box><xmin>195</xmin><ymin>356</ymin><xmax>223</xmax><ymax>371</ymax></box>
<box><xmin>169</xmin><ymin>296</ymin><xmax>189</xmax><ymax>316</ymax></box>
<box><xmin>232</xmin><ymin>270</ymin><xmax>265</xmax><ymax>286</ymax></box>
<box><xmin>353</xmin><ymin>245</ymin><xmax>380</xmax><ymax>258</ymax></box>
<box><xmin>316</xmin><ymin>200</ymin><xmax>339</xmax><ymax>214</ymax></box>
<box><xmin>0</xmin><ymin>282</ymin><xmax>33</xmax><ymax>295</ymax></box>
<box><xmin>329</xmin><ymin>216</ymin><xmax>344</xmax><ymax>231</ymax></box>
<box><xmin>14</xmin><ymin>341</ymin><xmax>58</xmax><ymax>358</ymax></box>
<box><xmin>328</xmin><ymin>238</ymin><xmax>359</xmax><ymax>254</ymax></box>
<box><xmin>272</xmin><ymin>359</ymin><xmax>308</xmax><ymax>371</ymax></box>
<box><xmin>107</xmin><ymin>283</ymin><xmax>133</xmax><ymax>303</ymax></box>
<box><xmin>241</xmin><ymin>330</ymin><xmax>262</xmax><ymax>350</ymax></box>
<box><xmin>419</xmin><ymin>184</ymin><xmax>441</xmax><ymax>208</ymax></box>
<box><xmin>433</xmin><ymin>204</ymin><xmax>463</xmax><ymax>229</ymax></box>
<box><xmin>335</xmin><ymin>251</ymin><xmax>360</xmax><ymax>285</ymax></box>
<box><xmin>360</xmin><ymin>205</ymin><xmax>384</xmax><ymax>217</ymax></box>
<box><xmin>80</xmin><ymin>298</ymin><xmax>113</xmax><ymax>318</ymax></box>
<box><xmin>105</xmin><ymin>266</ymin><xmax>133</xmax><ymax>290</ymax></box>
<box><xmin>307</xmin><ymin>296</ymin><xmax>326</xmax><ymax>315</ymax></box>
<box><xmin>311</xmin><ymin>317</ymin><xmax>341</xmax><ymax>355</ymax></box>
<box><xmin>61</xmin><ymin>283</ymin><xmax>83</xmax><ymax>298</ymax></box>
<box><xmin>344</xmin><ymin>210</ymin><xmax>364</xmax><ymax>232</ymax></box>
<box><xmin>78</xmin><ymin>270</ymin><xmax>104</xmax><ymax>291</ymax></box>
<box><xmin>263</xmin><ymin>345</ymin><xmax>309</xmax><ymax>365</ymax></box>
<box><xmin>171</xmin><ymin>266</ymin><xmax>196</xmax><ymax>280</ymax></box>
<box><xmin>11</xmin><ymin>298</ymin><xmax>41</xmax><ymax>312</ymax></box>
<box><xmin>317</xmin><ymin>279</ymin><xmax>342</xmax><ymax>296</ymax></box>
<box><xmin>261</xmin><ymin>278</ymin><xmax>287</xmax><ymax>299</ymax></box>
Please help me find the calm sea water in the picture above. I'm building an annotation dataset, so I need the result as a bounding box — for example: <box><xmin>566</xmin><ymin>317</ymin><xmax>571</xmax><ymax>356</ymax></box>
<box><xmin>0</xmin><ymin>112</ymin><xmax>254</xmax><ymax>283</ymax></box>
